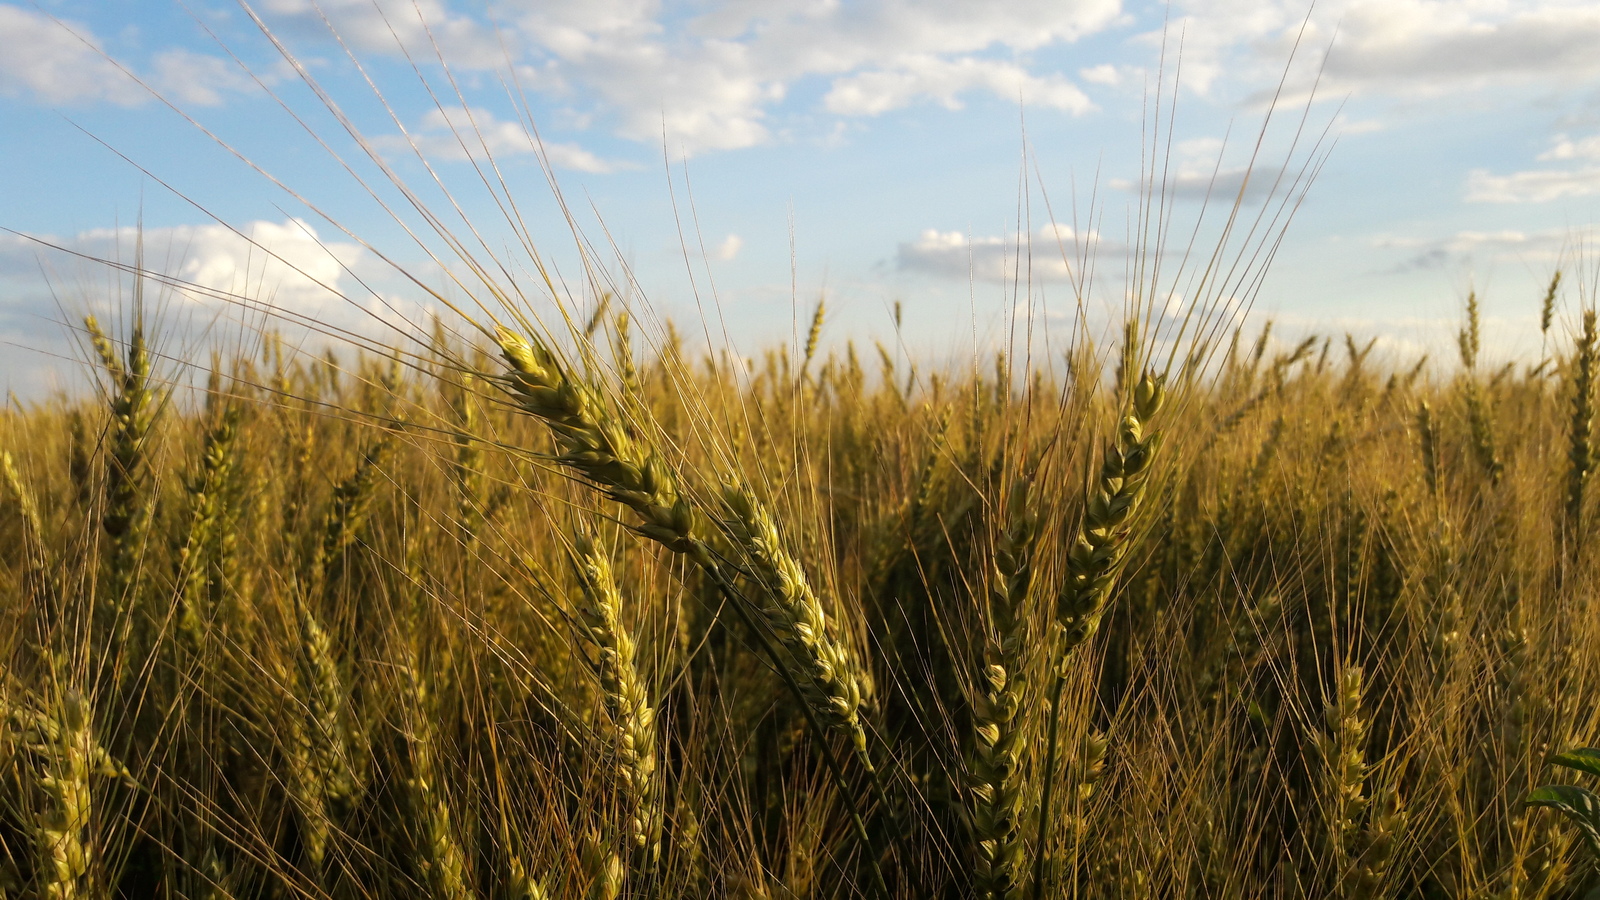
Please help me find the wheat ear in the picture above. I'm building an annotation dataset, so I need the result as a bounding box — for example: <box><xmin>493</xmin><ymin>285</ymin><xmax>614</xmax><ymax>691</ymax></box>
<box><xmin>570</xmin><ymin>533</ymin><xmax>662</xmax><ymax>874</ymax></box>
<box><xmin>86</xmin><ymin>315</ymin><xmax>157</xmax><ymax>662</ymax></box>
<box><xmin>1322</xmin><ymin>667</ymin><xmax>1369</xmax><ymax>874</ymax></box>
<box><xmin>969</xmin><ymin>491</ymin><xmax>1038</xmax><ymax>900</ymax></box>
<box><xmin>2</xmin><ymin>450</ymin><xmax>55</xmax><ymax>626</ymax></box>
<box><xmin>174</xmin><ymin>408</ymin><xmax>241</xmax><ymax>657</ymax></box>
<box><xmin>6</xmin><ymin>689</ymin><xmax>135</xmax><ymax>900</ymax></box>
<box><xmin>718</xmin><ymin>484</ymin><xmax>871</xmax><ymax>760</ymax></box>
<box><xmin>283</xmin><ymin>445</ymin><xmax>384</xmax><ymax>877</ymax></box>
<box><xmin>497</xmin><ymin>326</ymin><xmax>888</xmax><ymax>895</ymax></box>
<box><xmin>496</xmin><ymin>327</ymin><xmax>698</xmax><ymax>557</ymax></box>
<box><xmin>1565</xmin><ymin>310</ymin><xmax>1596</xmax><ymax>551</ymax></box>
<box><xmin>1032</xmin><ymin>371</ymin><xmax>1165</xmax><ymax>900</ymax></box>
<box><xmin>1320</xmin><ymin>666</ymin><xmax>1406</xmax><ymax>899</ymax></box>
<box><xmin>401</xmin><ymin>658</ymin><xmax>473</xmax><ymax>900</ymax></box>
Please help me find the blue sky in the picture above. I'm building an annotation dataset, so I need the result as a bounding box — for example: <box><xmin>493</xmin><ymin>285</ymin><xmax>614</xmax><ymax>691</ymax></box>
<box><xmin>4</xmin><ymin>0</ymin><xmax>1600</xmax><ymax>396</ymax></box>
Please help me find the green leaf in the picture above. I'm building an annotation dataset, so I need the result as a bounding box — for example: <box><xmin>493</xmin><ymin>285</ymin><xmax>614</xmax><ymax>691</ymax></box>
<box><xmin>1551</xmin><ymin>748</ymin><xmax>1600</xmax><ymax>779</ymax></box>
<box><xmin>1527</xmin><ymin>785</ymin><xmax>1600</xmax><ymax>859</ymax></box>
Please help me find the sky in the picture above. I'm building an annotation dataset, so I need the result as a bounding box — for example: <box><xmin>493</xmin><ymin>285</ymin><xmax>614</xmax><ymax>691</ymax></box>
<box><xmin>5</xmin><ymin>0</ymin><xmax>1600</xmax><ymax>397</ymax></box>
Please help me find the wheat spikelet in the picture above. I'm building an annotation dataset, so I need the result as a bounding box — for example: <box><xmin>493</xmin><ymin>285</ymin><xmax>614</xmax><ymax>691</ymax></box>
<box><xmin>1541</xmin><ymin>271</ymin><xmax>1562</xmax><ymax>338</ymax></box>
<box><xmin>1416</xmin><ymin>403</ymin><xmax>1440</xmax><ymax>498</ymax></box>
<box><xmin>402</xmin><ymin>661</ymin><xmax>473</xmax><ymax>900</ymax></box>
<box><xmin>282</xmin><ymin>604</ymin><xmax>361</xmax><ymax>875</ymax></box>
<box><xmin>1459</xmin><ymin>291</ymin><xmax>1481</xmax><ymax>371</ymax></box>
<box><xmin>570</xmin><ymin>533</ymin><xmax>662</xmax><ymax>874</ymax></box>
<box><xmin>802</xmin><ymin>298</ymin><xmax>826</xmax><ymax>377</ymax></box>
<box><xmin>1</xmin><ymin>449</ymin><xmax>45</xmax><ymax>549</ymax></box>
<box><xmin>447</xmin><ymin>374</ymin><xmax>487</xmax><ymax>548</ymax></box>
<box><xmin>1322</xmin><ymin>666</ymin><xmax>1369</xmax><ymax>870</ymax></box>
<box><xmin>1319</xmin><ymin>665</ymin><xmax>1407</xmax><ymax>899</ymax></box>
<box><xmin>1464</xmin><ymin>381</ymin><xmax>1503</xmax><ymax>485</ymax></box>
<box><xmin>2</xmin><ymin>450</ymin><xmax>55</xmax><ymax>629</ymax></box>
<box><xmin>281</xmin><ymin>445</ymin><xmax>385</xmax><ymax>878</ymax></box>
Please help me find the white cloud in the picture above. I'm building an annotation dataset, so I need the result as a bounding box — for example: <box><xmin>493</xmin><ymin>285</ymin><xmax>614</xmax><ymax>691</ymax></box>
<box><xmin>1541</xmin><ymin>133</ymin><xmax>1600</xmax><ymax>161</ymax></box>
<box><xmin>1375</xmin><ymin>227</ymin><xmax>1571</xmax><ymax>271</ymax></box>
<box><xmin>1322</xmin><ymin>0</ymin><xmax>1600</xmax><ymax>94</ymax></box>
<box><xmin>0</xmin><ymin>5</ymin><xmax>146</xmax><ymax>106</ymax></box>
<box><xmin>898</xmin><ymin>224</ymin><xmax>1103</xmax><ymax>283</ymax></box>
<box><xmin>1465</xmin><ymin>134</ymin><xmax>1600</xmax><ymax>204</ymax></box>
<box><xmin>148</xmin><ymin>49</ymin><xmax>260</xmax><ymax>108</ymax></box>
<box><xmin>2</xmin><ymin>219</ymin><xmax>367</xmax><ymax>311</ymax></box>
<box><xmin>1466</xmin><ymin>167</ymin><xmax>1600</xmax><ymax>204</ymax></box>
<box><xmin>824</xmin><ymin>56</ymin><xmax>1093</xmax><ymax>116</ymax></box>
<box><xmin>259</xmin><ymin>0</ymin><xmax>502</xmax><ymax>65</ymax></box>
<box><xmin>1079</xmin><ymin>63</ymin><xmax>1122</xmax><ymax>86</ymax></box>
<box><xmin>713</xmin><ymin>234</ymin><xmax>743</xmax><ymax>261</ymax></box>
<box><xmin>1159</xmin><ymin>0</ymin><xmax>1600</xmax><ymax>106</ymax></box>
<box><xmin>255</xmin><ymin>0</ymin><xmax>1119</xmax><ymax>154</ymax></box>
<box><xmin>372</xmin><ymin>107</ymin><xmax>621</xmax><ymax>172</ymax></box>
<box><xmin>0</xmin><ymin>4</ymin><xmax>258</xmax><ymax>108</ymax></box>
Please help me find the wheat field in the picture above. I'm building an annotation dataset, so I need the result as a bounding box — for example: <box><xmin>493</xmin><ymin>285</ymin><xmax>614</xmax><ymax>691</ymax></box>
<box><xmin>2</xmin><ymin>269</ymin><xmax>1600</xmax><ymax>900</ymax></box>
<box><xmin>3</xmin><ymin>12</ymin><xmax>1600</xmax><ymax>894</ymax></box>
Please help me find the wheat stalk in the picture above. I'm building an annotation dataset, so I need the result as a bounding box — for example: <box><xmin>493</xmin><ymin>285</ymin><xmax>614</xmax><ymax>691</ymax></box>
<box><xmin>1032</xmin><ymin>371</ymin><xmax>1164</xmax><ymax>900</ymax></box>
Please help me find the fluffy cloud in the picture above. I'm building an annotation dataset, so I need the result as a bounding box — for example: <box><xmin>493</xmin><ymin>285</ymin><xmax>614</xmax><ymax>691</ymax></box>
<box><xmin>2</xmin><ymin>219</ymin><xmax>367</xmax><ymax>312</ymax></box>
<box><xmin>258</xmin><ymin>0</ymin><xmax>502</xmax><ymax>64</ymax></box>
<box><xmin>0</xmin><ymin>5</ymin><xmax>147</xmax><ymax>106</ymax></box>
<box><xmin>1111</xmin><ymin>165</ymin><xmax>1287</xmax><ymax>204</ymax></box>
<box><xmin>898</xmin><ymin>224</ymin><xmax>1103</xmax><ymax>283</ymax></box>
<box><xmin>1323</xmin><ymin>0</ymin><xmax>1600</xmax><ymax>94</ymax></box>
<box><xmin>253</xmin><ymin>0</ymin><xmax>1118</xmax><ymax>154</ymax></box>
<box><xmin>1466</xmin><ymin>132</ymin><xmax>1600</xmax><ymax>203</ymax></box>
<box><xmin>0</xmin><ymin>4</ymin><xmax>257</xmax><ymax>108</ymax></box>
<box><xmin>372</xmin><ymin>107</ymin><xmax>620</xmax><ymax>172</ymax></box>
<box><xmin>1158</xmin><ymin>0</ymin><xmax>1600</xmax><ymax>104</ymax></box>
<box><xmin>824</xmin><ymin>56</ymin><xmax>1093</xmax><ymax>116</ymax></box>
<box><xmin>712</xmin><ymin>234</ymin><xmax>743</xmax><ymax>261</ymax></box>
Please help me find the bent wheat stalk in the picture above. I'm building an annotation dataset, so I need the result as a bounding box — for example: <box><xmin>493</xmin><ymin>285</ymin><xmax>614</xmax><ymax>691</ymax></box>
<box><xmin>495</xmin><ymin>325</ymin><xmax>890</xmax><ymax>895</ymax></box>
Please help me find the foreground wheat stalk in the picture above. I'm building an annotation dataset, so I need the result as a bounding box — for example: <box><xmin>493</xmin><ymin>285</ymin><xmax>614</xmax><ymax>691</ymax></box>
<box><xmin>1031</xmin><ymin>371</ymin><xmax>1165</xmax><ymax>900</ymax></box>
<box><xmin>495</xmin><ymin>324</ymin><xmax>890</xmax><ymax>894</ymax></box>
